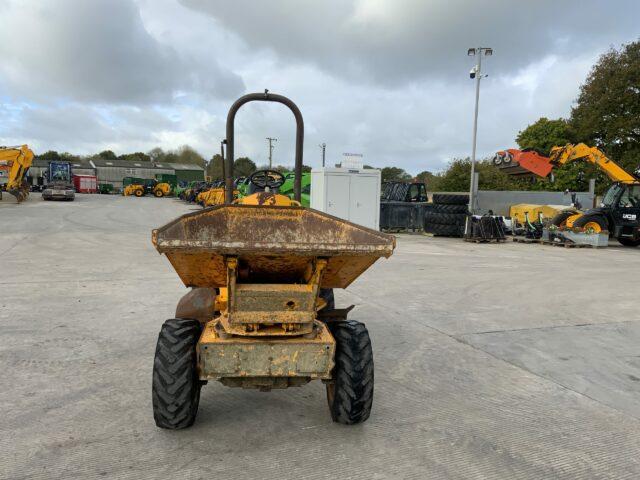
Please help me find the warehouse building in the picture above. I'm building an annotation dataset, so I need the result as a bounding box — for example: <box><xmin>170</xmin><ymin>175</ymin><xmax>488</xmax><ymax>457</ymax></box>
<box><xmin>89</xmin><ymin>158</ymin><xmax>175</xmax><ymax>190</ymax></box>
<box><xmin>165</xmin><ymin>163</ymin><xmax>207</xmax><ymax>184</ymax></box>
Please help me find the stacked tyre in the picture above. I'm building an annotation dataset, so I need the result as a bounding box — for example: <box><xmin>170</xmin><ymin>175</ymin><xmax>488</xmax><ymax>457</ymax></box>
<box><xmin>424</xmin><ymin>194</ymin><xmax>469</xmax><ymax>237</ymax></box>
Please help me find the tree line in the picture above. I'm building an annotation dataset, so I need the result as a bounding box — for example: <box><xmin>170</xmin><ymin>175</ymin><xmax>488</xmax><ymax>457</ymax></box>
<box><xmin>384</xmin><ymin>40</ymin><xmax>640</xmax><ymax>194</ymax></box>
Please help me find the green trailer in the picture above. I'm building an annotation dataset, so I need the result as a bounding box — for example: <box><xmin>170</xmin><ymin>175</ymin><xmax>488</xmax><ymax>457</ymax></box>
<box><xmin>98</xmin><ymin>183</ymin><xmax>114</xmax><ymax>194</ymax></box>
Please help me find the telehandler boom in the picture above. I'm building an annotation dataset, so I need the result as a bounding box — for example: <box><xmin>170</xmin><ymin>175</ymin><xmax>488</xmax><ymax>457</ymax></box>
<box><xmin>549</xmin><ymin>143</ymin><xmax>637</xmax><ymax>184</ymax></box>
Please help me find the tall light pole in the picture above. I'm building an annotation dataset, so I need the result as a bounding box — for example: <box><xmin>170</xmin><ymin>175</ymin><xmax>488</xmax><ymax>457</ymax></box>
<box><xmin>467</xmin><ymin>47</ymin><xmax>492</xmax><ymax>214</ymax></box>
<box><xmin>319</xmin><ymin>143</ymin><xmax>326</xmax><ymax>167</ymax></box>
<box><xmin>266</xmin><ymin>137</ymin><xmax>277</xmax><ymax>168</ymax></box>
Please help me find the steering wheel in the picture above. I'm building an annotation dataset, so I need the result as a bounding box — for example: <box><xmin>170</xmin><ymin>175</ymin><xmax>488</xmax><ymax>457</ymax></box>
<box><xmin>249</xmin><ymin>170</ymin><xmax>285</xmax><ymax>190</ymax></box>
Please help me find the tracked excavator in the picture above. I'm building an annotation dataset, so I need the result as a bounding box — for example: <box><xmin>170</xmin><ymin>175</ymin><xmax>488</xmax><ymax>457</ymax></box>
<box><xmin>545</xmin><ymin>144</ymin><xmax>640</xmax><ymax>246</ymax></box>
<box><xmin>0</xmin><ymin>145</ymin><xmax>34</xmax><ymax>203</ymax></box>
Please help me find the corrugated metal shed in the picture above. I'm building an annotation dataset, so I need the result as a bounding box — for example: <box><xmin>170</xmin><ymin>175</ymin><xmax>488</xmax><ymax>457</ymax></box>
<box><xmin>165</xmin><ymin>163</ymin><xmax>205</xmax><ymax>184</ymax></box>
<box><xmin>90</xmin><ymin>158</ymin><xmax>173</xmax><ymax>189</ymax></box>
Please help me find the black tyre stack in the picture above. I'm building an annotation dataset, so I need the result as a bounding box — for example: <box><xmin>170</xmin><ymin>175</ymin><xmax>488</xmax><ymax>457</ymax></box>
<box><xmin>424</xmin><ymin>194</ymin><xmax>469</xmax><ymax>237</ymax></box>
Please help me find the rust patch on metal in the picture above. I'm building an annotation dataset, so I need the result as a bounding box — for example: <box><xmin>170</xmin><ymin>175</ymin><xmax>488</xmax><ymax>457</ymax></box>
<box><xmin>153</xmin><ymin>204</ymin><xmax>395</xmax><ymax>288</ymax></box>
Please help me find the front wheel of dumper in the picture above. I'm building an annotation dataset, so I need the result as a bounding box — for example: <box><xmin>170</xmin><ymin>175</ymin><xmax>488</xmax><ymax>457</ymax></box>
<box><xmin>152</xmin><ymin>318</ymin><xmax>202</xmax><ymax>429</ymax></box>
<box><xmin>326</xmin><ymin>320</ymin><xmax>374</xmax><ymax>425</ymax></box>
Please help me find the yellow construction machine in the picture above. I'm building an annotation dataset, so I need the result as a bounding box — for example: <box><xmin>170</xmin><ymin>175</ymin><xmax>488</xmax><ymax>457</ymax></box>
<box><xmin>123</xmin><ymin>180</ymin><xmax>172</xmax><ymax>197</ymax></box>
<box><xmin>152</xmin><ymin>182</ymin><xmax>172</xmax><ymax>198</ymax></box>
<box><xmin>151</xmin><ymin>91</ymin><xmax>395</xmax><ymax>429</ymax></box>
<box><xmin>548</xmin><ymin>143</ymin><xmax>640</xmax><ymax>246</ymax></box>
<box><xmin>123</xmin><ymin>183</ymin><xmax>145</xmax><ymax>197</ymax></box>
<box><xmin>196</xmin><ymin>185</ymin><xmax>224</xmax><ymax>206</ymax></box>
<box><xmin>0</xmin><ymin>145</ymin><xmax>34</xmax><ymax>203</ymax></box>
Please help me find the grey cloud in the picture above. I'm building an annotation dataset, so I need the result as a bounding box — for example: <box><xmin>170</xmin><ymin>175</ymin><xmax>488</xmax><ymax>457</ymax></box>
<box><xmin>180</xmin><ymin>0</ymin><xmax>639</xmax><ymax>86</ymax></box>
<box><xmin>0</xmin><ymin>0</ymin><xmax>637</xmax><ymax>176</ymax></box>
<box><xmin>0</xmin><ymin>0</ymin><xmax>244</xmax><ymax>104</ymax></box>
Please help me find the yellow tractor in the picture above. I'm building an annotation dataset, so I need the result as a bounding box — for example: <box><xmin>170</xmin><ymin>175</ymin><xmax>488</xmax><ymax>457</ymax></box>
<box><xmin>152</xmin><ymin>182</ymin><xmax>172</xmax><ymax>198</ymax></box>
<box><xmin>123</xmin><ymin>183</ymin><xmax>145</xmax><ymax>197</ymax></box>
<box><xmin>0</xmin><ymin>145</ymin><xmax>34</xmax><ymax>203</ymax></box>
<box><xmin>151</xmin><ymin>91</ymin><xmax>395</xmax><ymax>428</ymax></box>
<box><xmin>123</xmin><ymin>180</ymin><xmax>172</xmax><ymax>198</ymax></box>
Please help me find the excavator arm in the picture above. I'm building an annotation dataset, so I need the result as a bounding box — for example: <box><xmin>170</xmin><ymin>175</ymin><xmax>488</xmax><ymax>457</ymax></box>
<box><xmin>549</xmin><ymin>143</ymin><xmax>637</xmax><ymax>184</ymax></box>
<box><xmin>0</xmin><ymin>145</ymin><xmax>34</xmax><ymax>202</ymax></box>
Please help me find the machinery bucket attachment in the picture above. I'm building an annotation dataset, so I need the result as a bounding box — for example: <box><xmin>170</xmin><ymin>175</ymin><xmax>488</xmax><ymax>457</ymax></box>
<box><xmin>152</xmin><ymin>204</ymin><xmax>395</xmax><ymax>289</ymax></box>
<box><xmin>8</xmin><ymin>185</ymin><xmax>29</xmax><ymax>203</ymax></box>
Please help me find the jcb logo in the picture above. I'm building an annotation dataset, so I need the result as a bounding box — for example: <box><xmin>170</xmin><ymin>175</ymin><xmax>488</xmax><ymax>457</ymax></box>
<box><xmin>623</xmin><ymin>214</ymin><xmax>637</xmax><ymax>220</ymax></box>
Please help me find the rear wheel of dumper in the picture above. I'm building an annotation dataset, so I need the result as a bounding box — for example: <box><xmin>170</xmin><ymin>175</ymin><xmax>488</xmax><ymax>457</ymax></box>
<box><xmin>326</xmin><ymin>320</ymin><xmax>374</xmax><ymax>424</ymax></box>
<box><xmin>152</xmin><ymin>318</ymin><xmax>202</xmax><ymax>429</ymax></box>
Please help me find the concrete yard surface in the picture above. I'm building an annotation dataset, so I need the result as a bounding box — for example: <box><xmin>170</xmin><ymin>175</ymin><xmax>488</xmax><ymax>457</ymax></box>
<box><xmin>1</xmin><ymin>194</ymin><xmax>640</xmax><ymax>479</ymax></box>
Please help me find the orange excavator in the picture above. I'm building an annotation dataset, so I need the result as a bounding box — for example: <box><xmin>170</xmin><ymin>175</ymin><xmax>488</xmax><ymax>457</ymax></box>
<box><xmin>0</xmin><ymin>145</ymin><xmax>34</xmax><ymax>203</ymax></box>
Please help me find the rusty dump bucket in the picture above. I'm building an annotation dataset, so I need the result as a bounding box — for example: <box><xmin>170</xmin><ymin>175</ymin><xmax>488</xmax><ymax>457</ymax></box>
<box><xmin>152</xmin><ymin>204</ymin><xmax>395</xmax><ymax>288</ymax></box>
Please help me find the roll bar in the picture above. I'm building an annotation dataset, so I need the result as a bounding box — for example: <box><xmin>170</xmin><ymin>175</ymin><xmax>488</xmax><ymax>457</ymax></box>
<box><xmin>224</xmin><ymin>90</ymin><xmax>304</xmax><ymax>204</ymax></box>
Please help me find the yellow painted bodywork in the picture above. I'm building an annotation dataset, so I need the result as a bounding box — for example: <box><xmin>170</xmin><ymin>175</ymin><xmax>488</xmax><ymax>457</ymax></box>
<box><xmin>236</xmin><ymin>191</ymin><xmax>301</xmax><ymax>207</ymax></box>
<box><xmin>0</xmin><ymin>145</ymin><xmax>34</xmax><ymax>203</ymax></box>
<box><xmin>153</xmin><ymin>182</ymin><xmax>172</xmax><ymax>197</ymax></box>
<box><xmin>153</xmin><ymin>190</ymin><xmax>395</xmax><ymax>387</ymax></box>
<box><xmin>549</xmin><ymin>143</ymin><xmax>637</xmax><ymax>184</ymax></box>
<box><xmin>123</xmin><ymin>184</ymin><xmax>144</xmax><ymax>197</ymax></box>
<box><xmin>564</xmin><ymin>214</ymin><xmax>582</xmax><ymax>228</ymax></box>
<box><xmin>582</xmin><ymin>221</ymin><xmax>603</xmax><ymax>233</ymax></box>
<box><xmin>198</xmin><ymin>319</ymin><xmax>335</xmax><ymax>382</ymax></box>
<box><xmin>198</xmin><ymin>187</ymin><xmax>238</xmax><ymax>207</ymax></box>
<box><xmin>510</xmin><ymin>204</ymin><xmax>572</xmax><ymax>224</ymax></box>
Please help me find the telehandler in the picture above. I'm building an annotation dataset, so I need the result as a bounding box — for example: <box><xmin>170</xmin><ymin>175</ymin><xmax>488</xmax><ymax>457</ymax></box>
<box><xmin>152</xmin><ymin>181</ymin><xmax>172</xmax><ymax>198</ymax></box>
<box><xmin>123</xmin><ymin>179</ymin><xmax>172</xmax><ymax>198</ymax></box>
<box><xmin>547</xmin><ymin>144</ymin><xmax>640</xmax><ymax>246</ymax></box>
<box><xmin>0</xmin><ymin>145</ymin><xmax>33</xmax><ymax>203</ymax></box>
<box><xmin>151</xmin><ymin>91</ymin><xmax>395</xmax><ymax>428</ymax></box>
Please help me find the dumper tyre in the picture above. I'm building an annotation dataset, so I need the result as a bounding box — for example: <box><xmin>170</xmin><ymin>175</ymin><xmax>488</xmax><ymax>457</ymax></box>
<box><xmin>134</xmin><ymin>188</ymin><xmax>144</xmax><ymax>197</ymax></box>
<box><xmin>154</xmin><ymin>189</ymin><xmax>164</xmax><ymax>198</ymax></box>
<box><xmin>152</xmin><ymin>318</ymin><xmax>202</xmax><ymax>429</ymax></box>
<box><xmin>326</xmin><ymin>320</ymin><xmax>374</xmax><ymax>424</ymax></box>
<box><xmin>431</xmin><ymin>204</ymin><xmax>468</xmax><ymax>214</ymax></box>
<box><xmin>432</xmin><ymin>193</ymin><xmax>469</xmax><ymax>205</ymax></box>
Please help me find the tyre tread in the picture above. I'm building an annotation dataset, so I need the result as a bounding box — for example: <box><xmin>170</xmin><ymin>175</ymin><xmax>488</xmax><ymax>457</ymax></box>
<box><xmin>327</xmin><ymin>320</ymin><xmax>374</xmax><ymax>425</ymax></box>
<box><xmin>152</xmin><ymin>318</ymin><xmax>202</xmax><ymax>429</ymax></box>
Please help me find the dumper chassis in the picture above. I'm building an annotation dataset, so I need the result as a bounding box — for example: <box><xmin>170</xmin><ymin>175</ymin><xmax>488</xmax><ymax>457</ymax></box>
<box><xmin>151</xmin><ymin>91</ymin><xmax>395</xmax><ymax>428</ymax></box>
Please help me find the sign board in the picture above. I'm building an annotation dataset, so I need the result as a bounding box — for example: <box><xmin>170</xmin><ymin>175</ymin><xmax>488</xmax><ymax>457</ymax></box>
<box><xmin>341</xmin><ymin>153</ymin><xmax>364</xmax><ymax>169</ymax></box>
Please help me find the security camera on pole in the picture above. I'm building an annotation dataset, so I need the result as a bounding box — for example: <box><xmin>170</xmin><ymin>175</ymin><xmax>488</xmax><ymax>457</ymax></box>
<box><xmin>466</xmin><ymin>47</ymin><xmax>492</xmax><ymax>222</ymax></box>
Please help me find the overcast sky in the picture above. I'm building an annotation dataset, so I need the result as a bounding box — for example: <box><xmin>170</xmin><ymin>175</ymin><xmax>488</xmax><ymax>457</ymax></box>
<box><xmin>1</xmin><ymin>0</ymin><xmax>638</xmax><ymax>174</ymax></box>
